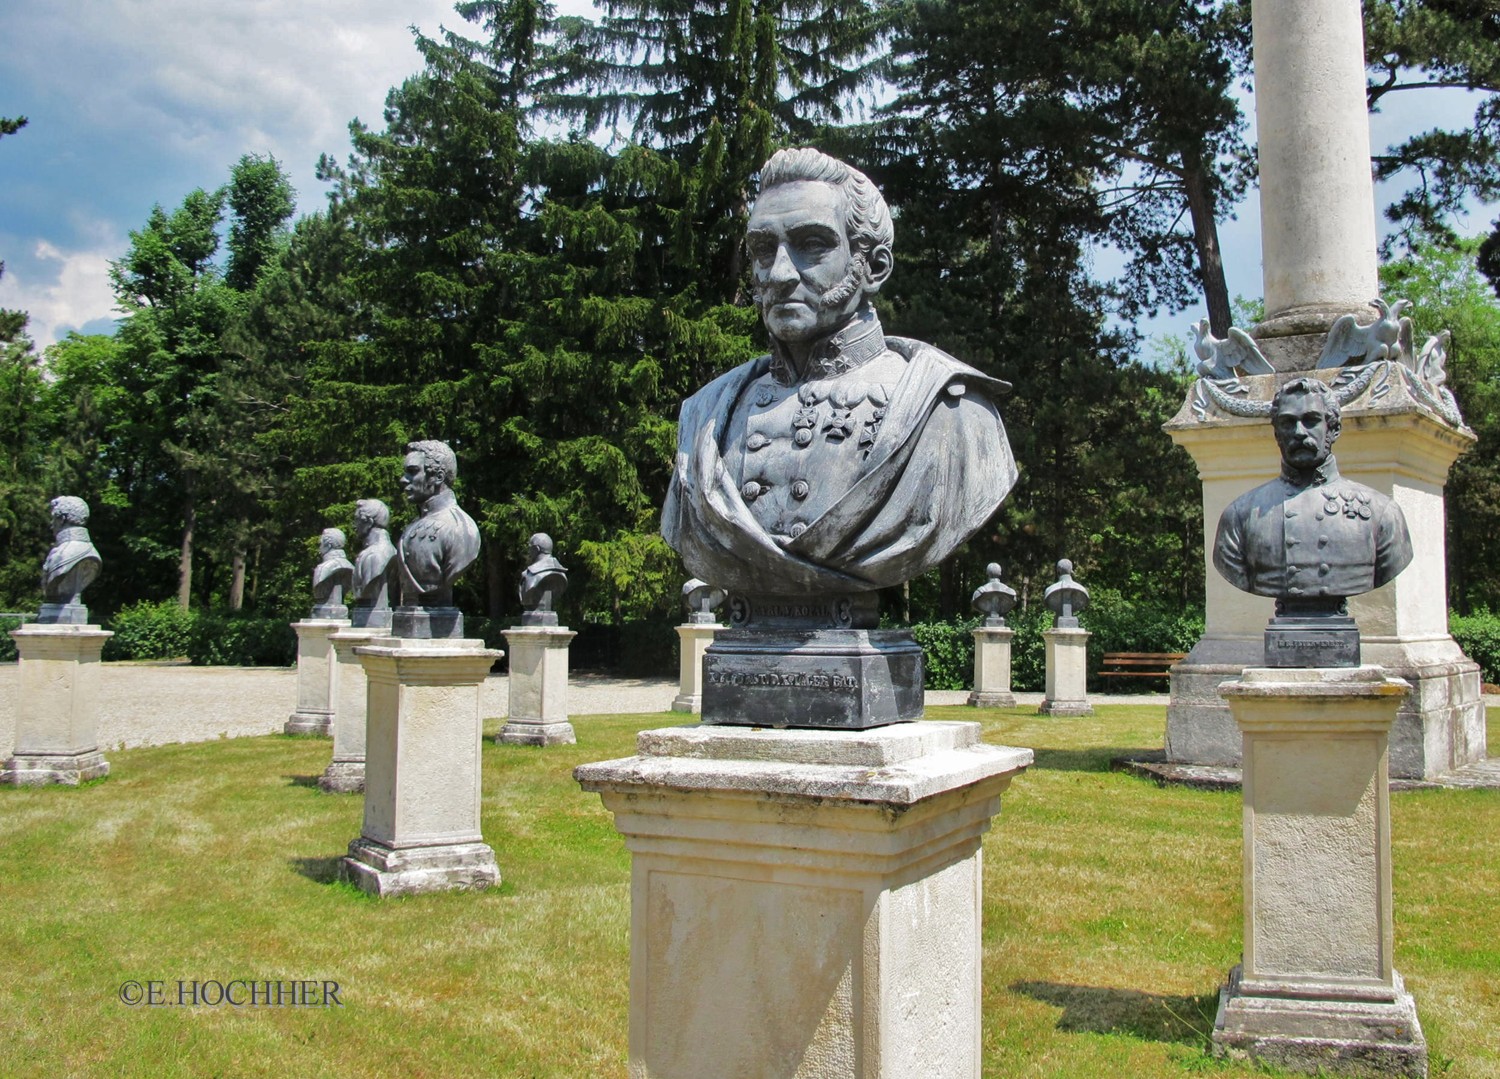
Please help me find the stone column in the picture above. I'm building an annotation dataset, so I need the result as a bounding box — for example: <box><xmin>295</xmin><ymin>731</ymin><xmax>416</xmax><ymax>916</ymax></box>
<box><xmin>1253</xmin><ymin>0</ymin><xmax>1380</xmax><ymax>354</ymax></box>
<box><xmin>671</xmin><ymin>622</ymin><xmax>721</xmax><ymax>713</ymax></box>
<box><xmin>2</xmin><ymin>623</ymin><xmax>113</xmax><ymax>786</ymax></box>
<box><xmin>1165</xmin><ymin>396</ymin><xmax>1482</xmax><ymax>777</ymax></box>
<box><xmin>576</xmin><ymin>722</ymin><xmax>1032</xmax><ymax>1079</ymax></box>
<box><xmin>1039</xmin><ymin>626</ymin><xmax>1091</xmax><ymax>717</ymax></box>
<box><xmin>319</xmin><ymin>625</ymin><xmax>391</xmax><ymax>793</ymax></box>
<box><xmin>968</xmin><ymin>626</ymin><xmax>1016</xmax><ymax>707</ymax></box>
<box><xmin>497</xmin><ymin>626</ymin><xmax>577</xmax><ymax>746</ymax></box>
<box><xmin>341</xmin><ymin>637</ymin><xmax>502</xmax><ymax>897</ymax></box>
<box><xmin>1211</xmin><ymin>666</ymin><xmax>1427</xmax><ymax>1077</ymax></box>
<box><xmin>286</xmin><ymin>617</ymin><xmax>348</xmax><ymax>736</ymax></box>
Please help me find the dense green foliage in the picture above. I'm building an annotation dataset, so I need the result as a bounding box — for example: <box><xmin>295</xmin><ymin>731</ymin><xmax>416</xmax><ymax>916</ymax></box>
<box><xmin>2</xmin><ymin>1</ymin><xmax>1498</xmax><ymax>668</ymax></box>
<box><xmin>99</xmin><ymin>600</ymin><xmax>296</xmax><ymax>666</ymax></box>
<box><xmin>1449</xmin><ymin>610</ymin><xmax>1500</xmax><ymax>684</ymax></box>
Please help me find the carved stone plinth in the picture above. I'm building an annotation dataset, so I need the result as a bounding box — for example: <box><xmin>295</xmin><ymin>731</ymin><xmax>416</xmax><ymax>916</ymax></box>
<box><xmin>286</xmin><ymin>618</ymin><xmax>348</xmax><ymax>736</ymax></box>
<box><xmin>968</xmin><ymin>625</ymin><xmax>1016</xmax><ymax>707</ymax></box>
<box><xmin>1039</xmin><ymin>627</ymin><xmax>1091</xmax><ymax>717</ymax></box>
<box><xmin>1211</xmin><ymin>666</ymin><xmax>1426</xmax><ymax>1078</ymax></box>
<box><xmin>319</xmin><ymin>625</ymin><xmax>391</xmax><ymax>793</ymax></box>
<box><xmin>3</xmin><ymin>623</ymin><xmax>113</xmax><ymax>786</ymax></box>
<box><xmin>340</xmin><ymin>637</ymin><xmax>501</xmax><ymax>897</ymax></box>
<box><xmin>497</xmin><ymin>626</ymin><xmax>576</xmax><ymax>746</ymax></box>
<box><xmin>1165</xmin><ymin>381</ymin><xmax>1483</xmax><ymax>779</ymax></box>
<box><xmin>576</xmin><ymin>721</ymin><xmax>1032</xmax><ymax>1079</ymax></box>
<box><xmin>672</xmin><ymin>623</ymin><xmax>722</xmax><ymax>713</ymax></box>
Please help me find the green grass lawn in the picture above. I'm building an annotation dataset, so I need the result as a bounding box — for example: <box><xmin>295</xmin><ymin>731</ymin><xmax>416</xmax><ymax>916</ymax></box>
<box><xmin>1</xmin><ymin>705</ymin><xmax>1495</xmax><ymax>1078</ymax></box>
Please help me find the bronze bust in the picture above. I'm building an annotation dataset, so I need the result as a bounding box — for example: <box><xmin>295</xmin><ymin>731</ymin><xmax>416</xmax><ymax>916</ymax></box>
<box><xmin>394</xmin><ymin>440</ymin><xmax>480</xmax><ymax>638</ymax></box>
<box><xmin>40</xmin><ymin>495</ymin><xmax>101</xmax><ymax>624</ymax></box>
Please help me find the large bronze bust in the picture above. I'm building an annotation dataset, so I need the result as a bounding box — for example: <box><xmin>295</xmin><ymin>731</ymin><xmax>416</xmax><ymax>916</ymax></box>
<box><xmin>1213</xmin><ymin>376</ymin><xmax>1413</xmax><ymax>665</ymax></box>
<box><xmin>662</xmin><ymin>148</ymin><xmax>1016</xmax><ymax>597</ymax></box>
<box><xmin>394</xmin><ymin>440</ymin><xmax>480</xmax><ymax>638</ymax></box>
<box><xmin>660</xmin><ymin>149</ymin><xmax>1017</xmax><ymax>728</ymax></box>
<box><xmin>350</xmin><ymin>498</ymin><xmax>398</xmax><ymax>628</ymax></box>
<box><xmin>40</xmin><ymin>495</ymin><xmax>101</xmax><ymax>624</ymax></box>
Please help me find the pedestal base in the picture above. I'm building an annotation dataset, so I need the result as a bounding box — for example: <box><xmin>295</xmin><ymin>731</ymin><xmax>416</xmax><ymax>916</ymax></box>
<box><xmin>966</xmin><ymin>690</ymin><xmax>1017</xmax><ymax>707</ymax></box>
<box><xmin>318</xmin><ymin>759</ymin><xmax>365</xmax><ymax>794</ymax></box>
<box><xmin>2</xmin><ymin>749</ymin><xmax>109</xmax><ymax>786</ymax></box>
<box><xmin>284</xmin><ymin>710</ymin><xmax>333</xmax><ymax>737</ymax></box>
<box><xmin>341</xmin><ymin>837</ymin><xmax>499</xmax><ymax>898</ymax></box>
<box><xmin>496</xmin><ymin>719</ymin><xmax>576</xmax><ymax>746</ymax></box>
<box><xmin>576</xmin><ymin>721</ymin><xmax>1032</xmax><ymax>1079</ymax></box>
<box><xmin>1212</xmin><ymin>966</ymin><xmax>1427</xmax><ymax>1078</ymax></box>
<box><xmin>1040</xmin><ymin>627</ymin><xmax>1092</xmax><ymax>717</ymax></box>
<box><xmin>673</xmin><ymin>622</ymin><xmax>722</xmax><ymax>714</ymax></box>
<box><xmin>970</xmin><ymin>626</ymin><xmax>1016</xmax><ymax>708</ymax></box>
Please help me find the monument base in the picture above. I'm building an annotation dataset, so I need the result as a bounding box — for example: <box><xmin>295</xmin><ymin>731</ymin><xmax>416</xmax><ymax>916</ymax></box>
<box><xmin>968</xmin><ymin>689</ymin><xmax>1018</xmax><ymax>707</ymax></box>
<box><xmin>341</xmin><ymin>836</ymin><xmax>499</xmax><ymax>898</ymax></box>
<box><xmin>284</xmin><ymin>709</ymin><xmax>333</xmax><ymax>737</ymax></box>
<box><xmin>392</xmin><ymin>605</ymin><xmax>464</xmax><ymax>640</ymax></box>
<box><xmin>1264</xmin><ymin>613</ymin><xmax>1359</xmax><ymax>668</ymax></box>
<box><xmin>702</xmin><ymin>627</ymin><xmax>923</xmax><ymax>730</ymax></box>
<box><xmin>1039</xmin><ymin>626</ymin><xmax>1092</xmax><ymax>717</ymax></box>
<box><xmin>1</xmin><ymin>749</ymin><xmax>109</xmax><ymax>786</ymax></box>
<box><xmin>317</xmin><ymin>759</ymin><xmax>364</xmax><ymax>794</ymax></box>
<box><xmin>1212</xmin><ymin>966</ymin><xmax>1427</xmax><ymax>1079</ymax></box>
<box><xmin>575</xmin><ymin>721</ymin><xmax>1032</xmax><ymax>1079</ymax></box>
<box><xmin>36</xmin><ymin>603</ymin><xmax>89</xmax><ymax>625</ymax></box>
<box><xmin>495</xmin><ymin>719</ymin><xmax>576</xmax><ymax>746</ymax></box>
<box><xmin>349</xmin><ymin>605</ymin><xmax>392</xmax><ymax>630</ymax></box>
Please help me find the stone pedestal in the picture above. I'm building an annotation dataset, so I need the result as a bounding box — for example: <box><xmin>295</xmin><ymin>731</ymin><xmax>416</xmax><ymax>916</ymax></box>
<box><xmin>1211</xmin><ymin>666</ymin><xmax>1426</xmax><ymax>1078</ymax></box>
<box><xmin>497</xmin><ymin>626</ymin><xmax>577</xmax><ymax>746</ymax></box>
<box><xmin>319</xmin><ymin>625</ymin><xmax>391</xmax><ymax>793</ymax></box>
<box><xmin>2</xmin><ymin>623</ymin><xmax>113</xmax><ymax>786</ymax></box>
<box><xmin>575</xmin><ymin>721</ymin><xmax>1032</xmax><ymax>1079</ymax></box>
<box><xmin>1165</xmin><ymin>390</ymin><xmax>1483</xmax><ymax>778</ymax></box>
<box><xmin>968</xmin><ymin>625</ymin><xmax>1016</xmax><ymax>707</ymax></box>
<box><xmin>671</xmin><ymin>623</ymin><xmax>722</xmax><ymax>713</ymax></box>
<box><xmin>286</xmin><ymin>618</ymin><xmax>348</xmax><ymax>736</ymax></box>
<box><xmin>1039</xmin><ymin>627</ymin><xmax>1092</xmax><ymax>717</ymax></box>
<box><xmin>340</xmin><ymin>637</ymin><xmax>502</xmax><ymax>897</ymax></box>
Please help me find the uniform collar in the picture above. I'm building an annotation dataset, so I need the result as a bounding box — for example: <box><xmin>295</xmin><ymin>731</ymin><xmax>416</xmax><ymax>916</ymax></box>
<box><xmin>769</xmin><ymin>306</ymin><xmax>886</xmax><ymax>384</ymax></box>
<box><xmin>1282</xmin><ymin>454</ymin><xmax>1341</xmax><ymax>488</ymax></box>
<box><xmin>54</xmin><ymin>526</ymin><xmax>90</xmax><ymax>542</ymax></box>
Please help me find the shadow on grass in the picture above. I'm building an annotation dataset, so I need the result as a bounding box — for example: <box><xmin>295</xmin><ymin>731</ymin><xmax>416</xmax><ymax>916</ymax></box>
<box><xmin>1028</xmin><ymin>747</ymin><xmax>1143</xmax><ymax>773</ymax></box>
<box><xmin>283</xmin><ymin>773</ymin><xmax>322</xmax><ymax>789</ymax></box>
<box><xmin>1011</xmin><ymin>980</ymin><xmax>1218</xmax><ymax>1046</ymax></box>
<box><xmin>290</xmin><ymin>855</ymin><xmax>346</xmax><ymax>884</ymax></box>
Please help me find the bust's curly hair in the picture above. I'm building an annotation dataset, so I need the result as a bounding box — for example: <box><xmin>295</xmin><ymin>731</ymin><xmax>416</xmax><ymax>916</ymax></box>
<box><xmin>50</xmin><ymin>495</ymin><xmax>89</xmax><ymax>526</ymax></box>
<box><xmin>756</xmin><ymin>148</ymin><xmax>894</xmax><ymax>260</ymax></box>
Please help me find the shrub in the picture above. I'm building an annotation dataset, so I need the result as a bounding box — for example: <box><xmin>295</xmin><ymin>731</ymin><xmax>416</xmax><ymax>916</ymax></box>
<box><xmin>103</xmin><ymin>600</ymin><xmax>195</xmax><ymax>661</ymax></box>
<box><xmin>1450</xmin><ymin>610</ymin><xmax>1500</xmax><ymax>684</ymax></box>
<box><xmin>0</xmin><ymin>616</ymin><xmax>21</xmax><ymax>662</ymax></box>
<box><xmin>1080</xmin><ymin>590</ymin><xmax>1205</xmax><ymax>692</ymax></box>
<box><xmin>187</xmin><ymin>613</ymin><xmax>297</xmax><ymax>667</ymax></box>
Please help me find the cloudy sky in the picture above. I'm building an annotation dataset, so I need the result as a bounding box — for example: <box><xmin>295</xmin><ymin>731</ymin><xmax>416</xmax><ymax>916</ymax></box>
<box><xmin>0</xmin><ymin>2</ymin><xmax>1492</xmax><ymax>351</ymax></box>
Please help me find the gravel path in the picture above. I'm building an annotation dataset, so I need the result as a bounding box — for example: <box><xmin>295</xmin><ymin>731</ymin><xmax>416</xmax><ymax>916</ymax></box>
<box><xmin>0</xmin><ymin>662</ymin><xmax>1170</xmax><ymax>758</ymax></box>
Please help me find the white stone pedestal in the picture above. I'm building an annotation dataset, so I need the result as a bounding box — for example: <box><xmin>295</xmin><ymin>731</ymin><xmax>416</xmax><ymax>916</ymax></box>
<box><xmin>968</xmin><ymin>625</ymin><xmax>1016</xmax><ymax>707</ymax></box>
<box><xmin>576</xmin><ymin>721</ymin><xmax>1032</xmax><ymax>1079</ymax></box>
<box><xmin>1039</xmin><ymin>627</ymin><xmax>1092</xmax><ymax>716</ymax></box>
<box><xmin>1212</xmin><ymin>666</ymin><xmax>1427</xmax><ymax>1078</ymax></box>
<box><xmin>671</xmin><ymin>622</ymin><xmax>721</xmax><ymax>713</ymax></box>
<box><xmin>341</xmin><ymin>637</ymin><xmax>502</xmax><ymax>897</ymax></box>
<box><xmin>497</xmin><ymin>626</ymin><xmax>576</xmax><ymax>746</ymax></box>
<box><xmin>286</xmin><ymin>618</ymin><xmax>348</xmax><ymax>736</ymax></box>
<box><xmin>319</xmin><ymin>625</ymin><xmax>391</xmax><ymax>793</ymax></box>
<box><xmin>2</xmin><ymin>623</ymin><xmax>113</xmax><ymax>786</ymax></box>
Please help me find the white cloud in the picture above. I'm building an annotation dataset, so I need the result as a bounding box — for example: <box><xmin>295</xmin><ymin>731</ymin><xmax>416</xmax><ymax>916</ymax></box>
<box><xmin>0</xmin><ymin>239</ymin><xmax>119</xmax><ymax>350</ymax></box>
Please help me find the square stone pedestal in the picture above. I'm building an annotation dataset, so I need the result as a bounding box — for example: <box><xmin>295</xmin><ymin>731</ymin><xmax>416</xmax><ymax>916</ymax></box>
<box><xmin>1212</xmin><ymin>666</ymin><xmax>1427</xmax><ymax>1078</ymax></box>
<box><xmin>497</xmin><ymin>626</ymin><xmax>576</xmax><ymax>746</ymax></box>
<box><xmin>671</xmin><ymin>622</ymin><xmax>721</xmax><ymax>713</ymax></box>
<box><xmin>576</xmin><ymin>721</ymin><xmax>1033</xmax><ymax>1079</ymax></box>
<box><xmin>1039</xmin><ymin>627</ymin><xmax>1092</xmax><ymax>716</ymax></box>
<box><xmin>3</xmin><ymin>623</ymin><xmax>113</xmax><ymax>786</ymax></box>
<box><xmin>319</xmin><ymin>625</ymin><xmax>391</xmax><ymax>793</ymax></box>
<box><xmin>968</xmin><ymin>625</ymin><xmax>1016</xmax><ymax>707</ymax></box>
<box><xmin>286</xmin><ymin>618</ymin><xmax>348</xmax><ymax>736</ymax></box>
<box><xmin>340</xmin><ymin>637</ymin><xmax>502</xmax><ymax>897</ymax></box>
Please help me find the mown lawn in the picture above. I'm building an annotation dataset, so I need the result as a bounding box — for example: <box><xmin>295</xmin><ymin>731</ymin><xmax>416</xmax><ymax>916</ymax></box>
<box><xmin>0</xmin><ymin>704</ymin><xmax>1494</xmax><ymax>1078</ymax></box>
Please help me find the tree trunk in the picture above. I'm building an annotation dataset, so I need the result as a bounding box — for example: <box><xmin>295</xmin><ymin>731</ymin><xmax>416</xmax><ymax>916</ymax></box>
<box><xmin>177</xmin><ymin>482</ymin><xmax>196</xmax><ymax>610</ymax></box>
<box><xmin>229</xmin><ymin>550</ymin><xmax>247</xmax><ymax>611</ymax></box>
<box><xmin>1182</xmin><ymin>153</ymin><xmax>1232</xmax><ymax>337</ymax></box>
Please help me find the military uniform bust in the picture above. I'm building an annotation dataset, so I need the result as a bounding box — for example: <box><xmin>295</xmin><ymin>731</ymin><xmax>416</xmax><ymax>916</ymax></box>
<box><xmin>40</xmin><ymin>495</ymin><xmax>102</xmax><ymax>624</ymax></box>
<box><xmin>394</xmin><ymin>440</ymin><xmax>481</xmax><ymax>638</ymax></box>
<box><xmin>350</xmin><ymin>498</ymin><xmax>398</xmax><ymax>628</ymax></box>
<box><xmin>1213</xmin><ymin>377</ymin><xmax>1413</xmax><ymax>666</ymax></box>
<box><xmin>662</xmin><ymin>148</ymin><xmax>1017</xmax><ymax>597</ymax></box>
<box><xmin>310</xmin><ymin>528</ymin><xmax>355</xmax><ymax>617</ymax></box>
<box><xmin>518</xmin><ymin>533</ymin><xmax>568</xmax><ymax>627</ymax></box>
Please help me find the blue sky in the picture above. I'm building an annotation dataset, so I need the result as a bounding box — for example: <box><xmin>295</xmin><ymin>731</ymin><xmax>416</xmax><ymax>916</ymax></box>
<box><xmin>1</xmin><ymin>2</ymin><xmax>1493</xmax><ymax>352</ymax></box>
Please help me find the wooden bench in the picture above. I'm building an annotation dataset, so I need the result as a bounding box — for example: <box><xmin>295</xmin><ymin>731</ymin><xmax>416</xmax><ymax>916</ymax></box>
<box><xmin>1098</xmin><ymin>652</ymin><xmax>1186</xmax><ymax>682</ymax></box>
